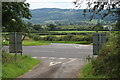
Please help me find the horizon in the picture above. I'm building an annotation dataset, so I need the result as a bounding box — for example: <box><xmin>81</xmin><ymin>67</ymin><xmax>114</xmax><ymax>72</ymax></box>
<box><xmin>26</xmin><ymin>0</ymin><xmax>88</xmax><ymax>9</ymax></box>
<box><xmin>29</xmin><ymin>7</ymin><xmax>86</xmax><ymax>10</ymax></box>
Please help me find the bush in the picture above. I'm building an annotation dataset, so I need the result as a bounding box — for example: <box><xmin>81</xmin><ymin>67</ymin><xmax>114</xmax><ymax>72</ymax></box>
<box><xmin>26</xmin><ymin>33</ymin><xmax>93</xmax><ymax>44</ymax></box>
<box><xmin>61</xmin><ymin>34</ymin><xmax>73</xmax><ymax>41</ymax></box>
<box><xmin>44</xmin><ymin>35</ymin><xmax>59</xmax><ymax>41</ymax></box>
<box><xmin>92</xmin><ymin>32</ymin><xmax>120</xmax><ymax>78</ymax></box>
<box><xmin>33</xmin><ymin>35</ymin><xmax>43</xmax><ymax>41</ymax></box>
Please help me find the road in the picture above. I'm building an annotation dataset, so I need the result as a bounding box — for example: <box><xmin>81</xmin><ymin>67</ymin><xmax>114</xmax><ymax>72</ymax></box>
<box><xmin>23</xmin><ymin>43</ymin><xmax>93</xmax><ymax>58</ymax></box>
<box><xmin>19</xmin><ymin>57</ymin><xmax>87</xmax><ymax>78</ymax></box>
<box><xmin>3</xmin><ymin>43</ymin><xmax>93</xmax><ymax>78</ymax></box>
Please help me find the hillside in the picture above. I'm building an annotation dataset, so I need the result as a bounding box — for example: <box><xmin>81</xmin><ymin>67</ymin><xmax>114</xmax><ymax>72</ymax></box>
<box><xmin>25</xmin><ymin>8</ymin><xmax>114</xmax><ymax>25</ymax></box>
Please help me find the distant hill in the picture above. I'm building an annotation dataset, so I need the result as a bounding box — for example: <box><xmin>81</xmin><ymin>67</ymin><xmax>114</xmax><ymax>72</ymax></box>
<box><xmin>25</xmin><ymin>8</ymin><xmax>115</xmax><ymax>25</ymax></box>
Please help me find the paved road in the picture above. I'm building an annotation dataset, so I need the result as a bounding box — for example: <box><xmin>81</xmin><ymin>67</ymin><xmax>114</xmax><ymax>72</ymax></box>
<box><xmin>3</xmin><ymin>43</ymin><xmax>93</xmax><ymax>78</ymax></box>
<box><xmin>23</xmin><ymin>43</ymin><xmax>93</xmax><ymax>58</ymax></box>
<box><xmin>19</xmin><ymin>57</ymin><xmax>87</xmax><ymax>78</ymax></box>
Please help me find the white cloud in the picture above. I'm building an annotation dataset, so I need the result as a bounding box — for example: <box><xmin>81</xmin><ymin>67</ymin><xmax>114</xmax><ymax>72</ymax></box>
<box><xmin>26</xmin><ymin>0</ymin><xmax>88</xmax><ymax>9</ymax></box>
<box><xmin>26</xmin><ymin>0</ymin><xmax>75</xmax><ymax>3</ymax></box>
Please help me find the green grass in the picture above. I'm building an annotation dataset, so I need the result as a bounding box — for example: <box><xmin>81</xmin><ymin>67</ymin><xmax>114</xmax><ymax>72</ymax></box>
<box><xmin>22</xmin><ymin>41</ymin><xmax>50</xmax><ymax>46</ymax></box>
<box><xmin>49</xmin><ymin>41</ymin><xmax>91</xmax><ymax>44</ymax></box>
<box><xmin>40</xmin><ymin>35</ymin><xmax>66</xmax><ymax>37</ymax></box>
<box><xmin>79</xmin><ymin>61</ymin><xmax>106</xmax><ymax>78</ymax></box>
<box><xmin>2</xmin><ymin>51</ymin><xmax>40</xmax><ymax>78</ymax></box>
<box><xmin>49</xmin><ymin>31</ymin><xmax>108</xmax><ymax>33</ymax></box>
<box><xmin>3</xmin><ymin>40</ymin><xmax>91</xmax><ymax>46</ymax></box>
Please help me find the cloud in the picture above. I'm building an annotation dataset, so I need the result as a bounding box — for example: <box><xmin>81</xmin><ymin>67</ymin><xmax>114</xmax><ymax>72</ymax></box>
<box><xmin>26</xmin><ymin>0</ymin><xmax>75</xmax><ymax>3</ymax></box>
<box><xmin>26</xmin><ymin>0</ymin><xmax>87</xmax><ymax>9</ymax></box>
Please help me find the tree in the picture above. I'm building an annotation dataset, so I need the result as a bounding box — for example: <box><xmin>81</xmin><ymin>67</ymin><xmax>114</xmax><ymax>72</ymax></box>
<box><xmin>33</xmin><ymin>24</ymin><xmax>44</xmax><ymax>32</ymax></box>
<box><xmin>47</xmin><ymin>24</ymin><xmax>57</xmax><ymax>31</ymax></box>
<box><xmin>74</xmin><ymin>0</ymin><xmax>120</xmax><ymax>22</ymax></box>
<box><xmin>2</xmin><ymin>2</ymin><xmax>32</xmax><ymax>32</ymax></box>
<box><xmin>93</xmin><ymin>22</ymin><xmax>103</xmax><ymax>32</ymax></box>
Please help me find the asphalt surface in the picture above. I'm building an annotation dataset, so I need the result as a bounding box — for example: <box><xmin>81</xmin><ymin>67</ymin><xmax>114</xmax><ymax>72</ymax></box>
<box><xmin>22</xmin><ymin>43</ymin><xmax>93</xmax><ymax>58</ymax></box>
<box><xmin>3</xmin><ymin>43</ymin><xmax>93</xmax><ymax>78</ymax></box>
<box><xmin>19</xmin><ymin>57</ymin><xmax>87</xmax><ymax>78</ymax></box>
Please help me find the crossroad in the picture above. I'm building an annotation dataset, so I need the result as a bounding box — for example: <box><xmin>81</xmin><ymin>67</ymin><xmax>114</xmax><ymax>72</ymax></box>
<box><xmin>23</xmin><ymin>43</ymin><xmax>93</xmax><ymax>58</ymax></box>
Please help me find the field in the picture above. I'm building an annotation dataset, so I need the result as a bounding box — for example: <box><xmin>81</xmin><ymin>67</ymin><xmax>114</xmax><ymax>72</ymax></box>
<box><xmin>48</xmin><ymin>31</ymin><xmax>109</xmax><ymax>33</ymax></box>
<box><xmin>2</xmin><ymin>31</ymin><xmax>110</xmax><ymax>46</ymax></box>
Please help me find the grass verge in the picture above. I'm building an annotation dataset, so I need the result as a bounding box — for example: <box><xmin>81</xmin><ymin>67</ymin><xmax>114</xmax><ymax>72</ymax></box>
<box><xmin>2</xmin><ymin>51</ymin><xmax>40</xmax><ymax>78</ymax></box>
<box><xmin>49</xmin><ymin>41</ymin><xmax>91</xmax><ymax>44</ymax></box>
<box><xmin>22</xmin><ymin>41</ymin><xmax>50</xmax><ymax>46</ymax></box>
<box><xmin>49</xmin><ymin>31</ymin><xmax>108</xmax><ymax>33</ymax></box>
<box><xmin>3</xmin><ymin>40</ymin><xmax>91</xmax><ymax>46</ymax></box>
<box><xmin>78</xmin><ymin>61</ymin><xmax>106</xmax><ymax>78</ymax></box>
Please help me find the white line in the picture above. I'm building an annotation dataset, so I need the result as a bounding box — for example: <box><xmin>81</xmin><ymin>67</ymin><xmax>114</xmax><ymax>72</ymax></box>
<box><xmin>74</xmin><ymin>45</ymin><xmax>79</xmax><ymax>48</ymax></box>
<box><xmin>49</xmin><ymin>62</ymin><xmax>62</xmax><ymax>66</ymax></box>
<box><xmin>41</xmin><ymin>57</ymin><xmax>47</xmax><ymax>58</ymax></box>
<box><xmin>69</xmin><ymin>58</ymin><xmax>74</xmax><ymax>60</ymax></box>
<box><xmin>50</xmin><ymin>57</ymin><xmax>56</xmax><ymax>59</ymax></box>
<box><xmin>32</xmin><ymin>57</ymin><xmax>37</xmax><ymax>59</ymax></box>
<box><xmin>59</xmin><ymin>58</ymin><xmax>66</xmax><ymax>59</ymax></box>
<box><xmin>63</xmin><ymin>59</ymin><xmax>77</xmax><ymax>65</ymax></box>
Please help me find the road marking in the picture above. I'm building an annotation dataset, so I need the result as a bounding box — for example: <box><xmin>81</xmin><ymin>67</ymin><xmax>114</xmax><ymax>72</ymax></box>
<box><xmin>74</xmin><ymin>45</ymin><xmax>80</xmax><ymax>48</ymax></box>
<box><xmin>32</xmin><ymin>57</ymin><xmax>37</xmax><ymax>59</ymax></box>
<box><xmin>59</xmin><ymin>58</ymin><xmax>66</xmax><ymax>59</ymax></box>
<box><xmin>50</xmin><ymin>57</ymin><xmax>56</xmax><ymax>59</ymax></box>
<box><xmin>63</xmin><ymin>59</ymin><xmax>77</xmax><ymax>65</ymax></box>
<box><xmin>49</xmin><ymin>62</ymin><xmax>62</xmax><ymax>66</ymax></box>
<box><xmin>69</xmin><ymin>58</ymin><xmax>74</xmax><ymax>60</ymax></box>
<box><xmin>41</xmin><ymin>57</ymin><xmax>47</xmax><ymax>59</ymax></box>
<box><xmin>33</xmin><ymin>57</ymin><xmax>79</xmax><ymax>60</ymax></box>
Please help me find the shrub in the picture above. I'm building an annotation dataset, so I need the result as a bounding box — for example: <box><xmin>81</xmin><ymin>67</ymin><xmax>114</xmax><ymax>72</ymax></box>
<box><xmin>61</xmin><ymin>34</ymin><xmax>73</xmax><ymax>41</ymax></box>
<box><xmin>92</xmin><ymin>32</ymin><xmax>120</xmax><ymax>78</ymax></box>
<box><xmin>44</xmin><ymin>35</ymin><xmax>59</xmax><ymax>41</ymax></box>
<box><xmin>33</xmin><ymin>35</ymin><xmax>43</xmax><ymax>41</ymax></box>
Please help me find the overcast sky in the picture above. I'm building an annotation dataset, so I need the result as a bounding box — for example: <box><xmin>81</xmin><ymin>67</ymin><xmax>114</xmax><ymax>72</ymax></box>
<box><xmin>26</xmin><ymin>0</ymin><xmax>88</xmax><ymax>9</ymax></box>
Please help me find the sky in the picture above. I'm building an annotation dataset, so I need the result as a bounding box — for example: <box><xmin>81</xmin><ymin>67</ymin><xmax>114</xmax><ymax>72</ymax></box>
<box><xmin>26</xmin><ymin>0</ymin><xmax>88</xmax><ymax>9</ymax></box>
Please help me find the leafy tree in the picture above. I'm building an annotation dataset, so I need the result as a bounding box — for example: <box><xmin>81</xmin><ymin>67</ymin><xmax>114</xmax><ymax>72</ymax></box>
<box><xmin>47</xmin><ymin>24</ymin><xmax>57</xmax><ymax>31</ymax></box>
<box><xmin>33</xmin><ymin>24</ymin><xmax>44</xmax><ymax>32</ymax></box>
<box><xmin>2</xmin><ymin>2</ymin><xmax>32</xmax><ymax>32</ymax></box>
<box><xmin>93</xmin><ymin>22</ymin><xmax>103</xmax><ymax>32</ymax></box>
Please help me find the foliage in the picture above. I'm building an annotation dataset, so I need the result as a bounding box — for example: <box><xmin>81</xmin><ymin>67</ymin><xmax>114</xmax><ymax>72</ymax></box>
<box><xmin>28</xmin><ymin>33</ymin><xmax>93</xmax><ymax>44</ymax></box>
<box><xmin>2</xmin><ymin>51</ymin><xmax>40</xmax><ymax>78</ymax></box>
<box><xmin>32</xmin><ymin>24</ymin><xmax>46</xmax><ymax>32</ymax></box>
<box><xmin>93</xmin><ymin>23</ymin><xmax>104</xmax><ymax>32</ymax></box>
<box><xmin>92</xmin><ymin>32</ymin><xmax>120</xmax><ymax>78</ymax></box>
<box><xmin>74</xmin><ymin>0</ymin><xmax>120</xmax><ymax>78</ymax></box>
<box><xmin>47</xmin><ymin>24</ymin><xmax>58</xmax><ymax>31</ymax></box>
<box><xmin>2</xmin><ymin>2</ymin><xmax>31</xmax><ymax>32</ymax></box>
<box><xmin>79</xmin><ymin>61</ymin><xmax>107</xmax><ymax>78</ymax></box>
<box><xmin>44</xmin><ymin>35</ymin><xmax>58</xmax><ymax>41</ymax></box>
<box><xmin>74</xmin><ymin>0</ymin><xmax>120</xmax><ymax>20</ymax></box>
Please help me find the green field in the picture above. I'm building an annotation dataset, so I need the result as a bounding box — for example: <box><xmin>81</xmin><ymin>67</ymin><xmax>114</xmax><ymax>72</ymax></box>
<box><xmin>48</xmin><ymin>31</ymin><xmax>108</xmax><ymax>33</ymax></box>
